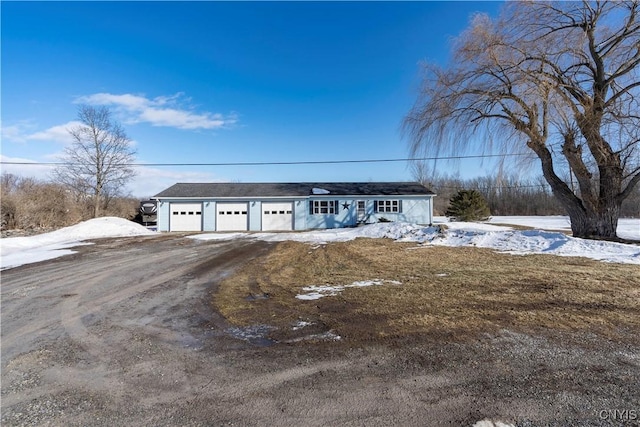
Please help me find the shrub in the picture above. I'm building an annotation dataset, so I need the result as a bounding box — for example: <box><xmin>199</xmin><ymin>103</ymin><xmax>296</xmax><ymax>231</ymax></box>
<box><xmin>445</xmin><ymin>189</ymin><xmax>491</xmax><ymax>222</ymax></box>
<box><xmin>0</xmin><ymin>172</ymin><xmax>140</xmax><ymax>231</ymax></box>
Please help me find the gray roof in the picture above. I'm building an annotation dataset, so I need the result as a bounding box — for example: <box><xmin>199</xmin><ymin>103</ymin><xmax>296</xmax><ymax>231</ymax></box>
<box><xmin>153</xmin><ymin>182</ymin><xmax>434</xmax><ymax>198</ymax></box>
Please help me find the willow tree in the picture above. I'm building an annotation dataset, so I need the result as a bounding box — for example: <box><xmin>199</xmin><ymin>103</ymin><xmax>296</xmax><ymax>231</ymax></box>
<box><xmin>54</xmin><ymin>105</ymin><xmax>136</xmax><ymax>218</ymax></box>
<box><xmin>404</xmin><ymin>1</ymin><xmax>640</xmax><ymax>240</ymax></box>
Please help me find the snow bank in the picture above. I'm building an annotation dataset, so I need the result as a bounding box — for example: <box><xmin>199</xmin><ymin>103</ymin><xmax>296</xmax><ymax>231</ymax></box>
<box><xmin>2</xmin><ymin>216</ymin><xmax>638</xmax><ymax>269</ymax></box>
<box><xmin>1</xmin><ymin>217</ymin><xmax>155</xmax><ymax>270</ymax></box>
<box><xmin>488</xmin><ymin>215</ymin><xmax>639</xmax><ymax>241</ymax></box>
<box><xmin>430</xmin><ymin>228</ymin><xmax>640</xmax><ymax>264</ymax></box>
<box><xmin>191</xmin><ymin>217</ymin><xmax>640</xmax><ymax>264</ymax></box>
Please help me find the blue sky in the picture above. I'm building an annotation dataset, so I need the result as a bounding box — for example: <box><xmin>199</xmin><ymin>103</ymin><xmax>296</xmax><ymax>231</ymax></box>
<box><xmin>1</xmin><ymin>1</ymin><xmax>503</xmax><ymax>197</ymax></box>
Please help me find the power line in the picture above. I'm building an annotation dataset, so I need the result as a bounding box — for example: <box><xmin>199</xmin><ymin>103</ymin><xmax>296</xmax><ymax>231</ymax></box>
<box><xmin>0</xmin><ymin>153</ymin><xmax>530</xmax><ymax>167</ymax></box>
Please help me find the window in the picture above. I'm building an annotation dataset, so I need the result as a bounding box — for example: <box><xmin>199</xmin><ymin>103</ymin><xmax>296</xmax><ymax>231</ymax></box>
<box><xmin>375</xmin><ymin>200</ymin><xmax>402</xmax><ymax>213</ymax></box>
<box><xmin>310</xmin><ymin>200</ymin><xmax>338</xmax><ymax>215</ymax></box>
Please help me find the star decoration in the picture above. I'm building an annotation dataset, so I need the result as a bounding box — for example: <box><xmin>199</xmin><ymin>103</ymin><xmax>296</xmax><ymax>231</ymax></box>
<box><xmin>342</xmin><ymin>202</ymin><xmax>351</xmax><ymax>210</ymax></box>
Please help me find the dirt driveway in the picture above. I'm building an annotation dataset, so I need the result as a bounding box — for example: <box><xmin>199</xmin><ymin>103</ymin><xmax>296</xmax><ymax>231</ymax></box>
<box><xmin>1</xmin><ymin>235</ymin><xmax>639</xmax><ymax>426</ymax></box>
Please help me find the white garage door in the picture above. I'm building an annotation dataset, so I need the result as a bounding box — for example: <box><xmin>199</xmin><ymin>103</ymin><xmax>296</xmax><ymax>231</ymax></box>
<box><xmin>217</xmin><ymin>203</ymin><xmax>248</xmax><ymax>231</ymax></box>
<box><xmin>262</xmin><ymin>202</ymin><xmax>293</xmax><ymax>231</ymax></box>
<box><xmin>170</xmin><ymin>203</ymin><xmax>202</xmax><ymax>232</ymax></box>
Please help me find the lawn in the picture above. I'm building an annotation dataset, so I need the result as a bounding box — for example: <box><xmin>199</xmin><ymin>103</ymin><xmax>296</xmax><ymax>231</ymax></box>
<box><xmin>214</xmin><ymin>238</ymin><xmax>640</xmax><ymax>343</ymax></box>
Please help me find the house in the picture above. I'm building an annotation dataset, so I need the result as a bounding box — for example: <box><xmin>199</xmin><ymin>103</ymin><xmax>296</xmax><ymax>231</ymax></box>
<box><xmin>152</xmin><ymin>182</ymin><xmax>435</xmax><ymax>232</ymax></box>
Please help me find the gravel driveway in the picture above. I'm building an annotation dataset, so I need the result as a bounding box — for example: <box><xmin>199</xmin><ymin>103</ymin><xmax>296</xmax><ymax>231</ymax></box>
<box><xmin>1</xmin><ymin>235</ymin><xmax>638</xmax><ymax>426</ymax></box>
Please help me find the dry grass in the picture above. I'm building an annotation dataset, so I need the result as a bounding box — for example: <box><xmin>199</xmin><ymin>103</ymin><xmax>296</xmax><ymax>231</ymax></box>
<box><xmin>213</xmin><ymin>238</ymin><xmax>640</xmax><ymax>342</ymax></box>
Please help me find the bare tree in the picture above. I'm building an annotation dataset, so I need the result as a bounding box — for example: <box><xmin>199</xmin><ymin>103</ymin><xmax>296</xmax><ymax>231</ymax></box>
<box><xmin>54</xmin><ymin>105</ymin><xmax>136</xmax><ymax>218</ymax></box>
<box><xmin>404</xmin><ymin>1</ymin><xmax>640</xmax><ymax>240</ymax></box>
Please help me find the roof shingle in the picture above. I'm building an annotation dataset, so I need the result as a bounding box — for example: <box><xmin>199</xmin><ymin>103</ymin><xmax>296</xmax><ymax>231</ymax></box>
<box><xmin>153</xmin><ymin>182</ymin><xmax>434</xmax><ymax>198</ymax></box>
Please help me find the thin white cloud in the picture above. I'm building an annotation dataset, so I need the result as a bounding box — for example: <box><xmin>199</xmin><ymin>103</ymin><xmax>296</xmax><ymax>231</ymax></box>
<box><xmin>75</xmin><ymin>92</ymin><xmax>238</xmax><ymax>130</ymax></box>
<box><xmin>0</xmin><ymin>154</ymin><xmax>56</xmax><ymax>181</ymax></box>
<box><xmin>1</xmin><ymin>124</ymin><xmax>29</xmax><ymax>143</ymax></box>
<box><xmin>1</xmin><ymin>121</ymin><xmax>80</xmax><ymax>145</ymax></box>
<box><xmin>27</xmin><ymin>121</ymin><xmax>82</xmax><ymax>144</ymax></box>
<box><xmin>78</xmin><ymin>93</ymin><xmax>151</xmax><ymax>110</ymax></box>
<box><xmin>0</xmin><ymin>154</ymin><xmax>223</xmax><ymax>198</ymax></box>
<box><xmin>125</xmin><ymin>166</ymin><xmax>224</xmax><ymax>197</ymax></box>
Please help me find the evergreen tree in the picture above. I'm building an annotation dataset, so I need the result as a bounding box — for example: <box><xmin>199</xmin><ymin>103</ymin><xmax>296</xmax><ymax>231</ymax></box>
<box><xmin>445</xmin><ymin>190</ymin><xmax>491</xmax><ymax>222</ymax></box>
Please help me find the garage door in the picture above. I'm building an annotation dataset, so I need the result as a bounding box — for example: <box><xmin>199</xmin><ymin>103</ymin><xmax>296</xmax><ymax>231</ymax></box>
<box><xmin>262</xmin><ymin>202</ymin><xmax>293</xmax><ymax>231</ymax></box>
<box><xmin>217</xmin><ymin>203</ymin><xmax>248</xmax><ymax>231</ymax></box>
<box><xmin>170</xmin><ymin>203</ymin><xmax>202</xmax><ymax>232</ymax></box>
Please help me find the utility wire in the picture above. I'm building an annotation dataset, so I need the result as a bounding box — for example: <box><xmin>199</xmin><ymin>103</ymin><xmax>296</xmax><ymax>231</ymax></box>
<box><xmin>0</xmin><ymin>152</ymin><xmax>530</xmax><ymax>167</ymax></box>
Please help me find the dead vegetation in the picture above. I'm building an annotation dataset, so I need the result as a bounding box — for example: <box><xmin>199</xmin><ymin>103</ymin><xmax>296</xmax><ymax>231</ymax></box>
<box><xmin>214</xmin><ymin>238</ymin><xmax>640</xmax><ymax>343</ymax></box>
<box><xmin>1</xmin><ymin>173</ymin><xmax>139</xmax><ymax>233</ymax></box>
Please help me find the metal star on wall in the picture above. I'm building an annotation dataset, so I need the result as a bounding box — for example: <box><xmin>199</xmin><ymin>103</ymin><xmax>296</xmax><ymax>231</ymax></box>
<box><xmin>342</xmin><ymin>202</ymin><xmax>351</xmax><ymax>210</ymax></box>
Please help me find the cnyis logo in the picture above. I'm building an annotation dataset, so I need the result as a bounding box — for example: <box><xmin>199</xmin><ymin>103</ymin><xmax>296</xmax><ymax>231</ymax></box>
<box><xmin>598</xmin><ymin>409</ymin><xmax>638</xmax><ymax>421</ymax></box>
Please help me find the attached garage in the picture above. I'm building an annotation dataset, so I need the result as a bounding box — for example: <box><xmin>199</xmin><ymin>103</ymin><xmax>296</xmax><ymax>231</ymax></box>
<box><xmin>170</xmin><ymin>203</ymin><xmax>202</xmax><ymax>232</ymax></box>
<box><xmin>154</xmin><ymin>182</ymin><xmax>435</xmax><ymax>232</ymax></box>
<box><xmin>216</xmin><ymin>202</ymin><xmax>248</xmax><ymax>231</ymax></box>
<box><xmin>262</xmin><ymin>202</ymin><xmax>293</xmax><ymax>231</ymax></box>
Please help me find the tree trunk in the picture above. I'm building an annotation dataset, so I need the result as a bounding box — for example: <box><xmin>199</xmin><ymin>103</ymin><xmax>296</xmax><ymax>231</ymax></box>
<box><xmin>565</xmin><ymin>203</ymin><xmax>619</xmax><ymax>240</ymax></box>
<box><xmin>529</xmin><ymin>139</ymin><xmax>620</xmax><ymax>241</ymax></box>
<box><xmin>93</xmin><ymin>192</ymin><xmax>101</xmax><ymax>218</ymax></box>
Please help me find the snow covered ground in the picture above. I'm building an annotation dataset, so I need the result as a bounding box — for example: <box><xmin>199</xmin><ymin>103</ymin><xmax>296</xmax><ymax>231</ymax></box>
<box><xmin>0</xmin><ymin>217</ymin><xmax>155</xmax><ymax>270</ymax></box>
<box><xmin>1</xmin><ymin>216</ymin><xmax>639</xmax><ymax>270</ymax></box>
<box><xmin>191</xmin><ymin>216</ymin><xmax>640</xmax><ymax>265</ymax></box>
<box><xmin>487</xmin><ymin>215</ymin><xmax>640</xmax><ymax>241</ymax></box>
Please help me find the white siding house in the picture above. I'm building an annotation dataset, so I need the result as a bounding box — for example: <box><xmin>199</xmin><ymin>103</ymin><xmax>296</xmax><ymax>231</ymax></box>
<box><xmin>153</xmin><ymin>182</ymin><xmax>435</xmax><ymax>232</ymax></box>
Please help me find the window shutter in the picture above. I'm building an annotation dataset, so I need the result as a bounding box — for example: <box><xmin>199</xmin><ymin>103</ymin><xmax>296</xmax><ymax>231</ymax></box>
<box><xmin>309</xmin><ymin>200</ymin><xmax>314</xmax><ymax>215</ymax></box>
<box><xmin>374</xmin><ymin>200</ymin><xmax>378</xmax><ymax>213</ymax></box>
<box><xmin>334</xmin><ymin>200</ymin><xmax>339</xmax><ymax>214</ymax></box>
<box><xmin>399</xmin><ymin>200</ymin><xmax>403</xmax><ymax>213</ymax></box>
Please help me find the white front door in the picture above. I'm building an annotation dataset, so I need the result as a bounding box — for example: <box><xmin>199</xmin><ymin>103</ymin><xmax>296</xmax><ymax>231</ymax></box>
<box><xmin>357</xmin><ymin>200</ymin><xmax>367</xmax><ymax>222</ymax></box>
<box><xmin>262</xmin><ymin>202</ymin><xmax>293</xmax><ymax>231</ymax></box>
<box><xmin>216</xmin><ymin>203</ymin><xmax>248</xmax><ymax>231</ymax></box>
<box><xmin>170</xmin><ymin>203</ymin><xmax>203</xmax><ymax>231</ymax></box>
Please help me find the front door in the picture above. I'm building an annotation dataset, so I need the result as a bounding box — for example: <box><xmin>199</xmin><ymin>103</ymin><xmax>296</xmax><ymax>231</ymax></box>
<box><xmin>357</xmin><ymin>200</ymin><xmax>367</xmax><ymax>223</ymax></box>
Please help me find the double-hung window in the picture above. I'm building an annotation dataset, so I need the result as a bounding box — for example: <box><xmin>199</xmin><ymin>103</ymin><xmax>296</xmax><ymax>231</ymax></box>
<box><xmin>310</xmin><ymin>200</ymin><xmax>339</xmax><ymax>215</ymax></box>
<box><xmin>375</xmin><ymin>200</ymin><xmax>401</xmax><ymax>213</ymax></box>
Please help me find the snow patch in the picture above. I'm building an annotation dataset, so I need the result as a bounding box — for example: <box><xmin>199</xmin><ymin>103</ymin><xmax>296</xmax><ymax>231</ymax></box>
<box><xmin>292</xmin><ymin>320</ymin><xmax>314</xmax><ymax>330</ymax></box>
<box><xmin>286</xmin><ymin>331</ymin><xmax>342</xmax><ymax>343</ymax></box>
<box><xmin>1</xmin><ymin>217</ymin><xmax>156</xmax><ymax>270</ymax></box>
<box><xmin>191</xmin><ymin>216</ymin><xmax>640</xmax><ymax>264</ymax></box>
<box><xmin>296</xmin><ymin>279</ymin><xmax>402</xmax><ymax>300</ymax></box>
<box><xmin>4</xmin><ymin>216</ymin><xmax>638</xmax><ymax>270</ymax></box>
<box><xmin>312</xmin><ymin>187</ymin><xmax>331</xmax><ymax>195</ymax></box>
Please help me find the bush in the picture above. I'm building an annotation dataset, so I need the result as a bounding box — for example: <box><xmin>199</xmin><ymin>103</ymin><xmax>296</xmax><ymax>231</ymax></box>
<box><xmin>0</xmin><ymin>173</ymin><xmax>140</xmax><ymax>231</ymax></box>
<box><xmin>445</xmin><ymin>189</ymin><xmax>491</xmax><ymax>222</ymax></box>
